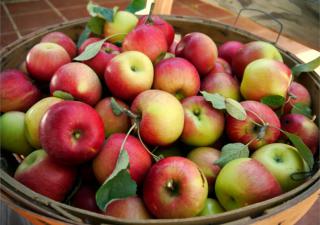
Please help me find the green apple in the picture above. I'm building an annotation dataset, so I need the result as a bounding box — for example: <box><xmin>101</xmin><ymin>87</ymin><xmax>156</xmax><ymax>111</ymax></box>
<box><xmin>198</xmin><ymin>198</ymin><xmax>225</xmax><ymax>216</ymax></box>
<box><xmin>252</xmin><ymin>143</ymin><xmax>308</xmax><ymax>192</ymax></box>
<box><xmin>0</xmin><ymin>111</ymin><xmax>33</xmax><ymax>155</ymax></box>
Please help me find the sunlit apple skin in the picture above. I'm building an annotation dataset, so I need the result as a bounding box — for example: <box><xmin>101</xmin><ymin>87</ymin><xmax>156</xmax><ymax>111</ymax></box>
<box><xmin>187</xmin><ymin>147</ymin><xmax>221</xmax><ymax>189</ymax></box>
<box><xmin>40</xmin><ymin>101</ymin><xmax>105</xmax><ymax>165</ymax></box>
<box><xmin>26</xmin><ymin>42</ymin><xmax>71</xmax><ymax>81</ymax></box>
<box><xmin>226</xmin><ymin>101</ymin><xmax>281</xmax><ymax>150</ymax></box>
<box><xmin>281</xmin><ymin>114</ymin><xmax>319</xmax><ymax>155</ymax></box>
<box><xmin>71</xmin><ymin>184</ymin><xmax>101</xmax><ymax>213</ymax></box>
<box><xmin>175</xmin><ymin>32</ymin><xmax>218</xmax><ymax>75</ymax></box>
<box><xmin>105</xmin><ymin>196</ymin><xmax>152</xmax><ymax>219</ymax></box>
<box><xmin>252</xmin><ymin>143</ymin><xmax>308</xmax><ymax>192</ymax></box>
<box><xmin>143</xmin><ymin>156</ymin><xmax>208</xmax><ymax>218</ymax></box>
<box><xmin>198</xmin><ymin>198</ymin><xmax>225</xmax><ymax>216</ymax></box>
<box><xmin>0</xmin><ymin>111</ymin><xmax>33</xmax><ymax>155</ymax></box>
<box><xmin>181</xmin><ymin>96</ymin><xmax>224</xmax><ymax>146</ymax></box>
<box><xmin>218</xmin><ymin>41</ymin><xmax>244</xmax><ymax>65</ymax></box>
<box><xmin>104</xmin><ymin>51</ymin><xmax>154</xmax><ymax>101</ymax></box>
<box><xmin>104</xmin><ymin>10</ymin><xmax>138</xmax><ymax>43</ymax></box>
<box><xmin>92</xmin><ymin>133</ymin><xmax>152</xmax><ymax>185</ymax></box>
<box><xmin>95</xmin><ymin>97</ymin><xmax>130</xmax><ymax>138</ymax></box>
<box><xmin>138</xmin><ymin>15</ymin><xmax>175</xmax><ymax>46</ymax></box>
<box><xmin>283</xmin><ymin>81</ymin><xmax>311</xmax><ymax>114</ymax></box>
<box><xmin>201</xmin><ymin>71</ymin><xmax>240</xmax><ymax>100</ymax></box>
<box><xmin>25</xmin><ymin>97</ymin><xmax>63</xmax><ymax>149</ymax></box>
<box><xmin>122</xmin><ymin>24</ymin><xmax>168</xmax><ymax>62</ymax></box>
<box><xmin>240</xmin><ymin>59</ymin><xmax>292</xmax><ymax>102</ymax></box>
<box><xmin>14</xmin><ymin>150</ymin><xmax>76</xmax><ymax>202</ymax></box>
<box><xmin>209</xmin><ymin>58</ymin><xmax>232</xmax><ymax>75</ymax></box>
<box><xmin>131</xmin><ymin>90</ymin><xmax>184</xmax><ymax>146</ymax></box>
<box><xmin>41</xmin><ymin>31</ymin><xmax>77</xmax><ymax>58</ymax></box>
<box><xmin>215</xmin><ymin>158</ymin><xmax>282</xmax><ymax>211</ymax></box>
<box><xmin>0</xmin><ymin>69</ymin><xmax>41</xmax><ymax>112</ymax></box>
<box><xmin>232</xmin><ymin>41</ymin><xmax>283</xmax><ymax>80</ymax></box>
<box><xmin>50</xmin><ymin>62</ymin><xmax>102</xmax><ymax>106</ymax></box>
<box><xmin>153</xmin><ymin>57</ymin><xmax>200</xmax><ymax>100</ymax></box>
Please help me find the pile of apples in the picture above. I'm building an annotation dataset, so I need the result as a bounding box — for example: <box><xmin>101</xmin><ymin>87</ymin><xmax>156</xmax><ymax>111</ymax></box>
<box><xmin>0</xmin><ymin>3</ymin><xmax>319</xmax><ymax>221</ymax></box>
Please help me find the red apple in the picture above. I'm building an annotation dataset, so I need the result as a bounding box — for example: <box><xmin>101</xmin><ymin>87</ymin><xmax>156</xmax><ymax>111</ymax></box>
<box><xmin>283</xmin><ymin>81</ymin><xmax>311</xmax><ymax>114</ymax></box>
<box><xmin>143</xmin><ymin>156</ymin><xmax>208</xmax><ymax>218</ymax></box>
<box><xmin>14</xmin><ymin>149</ymin><xmax>76</xmax><ymax>202</ymax></box>
<box><xmin>209</xmin><ymin>57</ymin><xmax>232</xmax><ymax>75</ymax></box>
<box><xmin>71</xmin><ymin>184</ymin><xmax>101</xmax><ymax>213</ymax></box>
<box><xmin>40</xmin><ymin>101</ymin><xmax>105</xmax><ymax>165</ymax></box>
<box><xmin>92</xmin><ymin>133</ymin><xmax>152</xmax><ymax>185</ymax></box>
<box><xmin>153</xmin><ymin>57</ymin><xmax>200</xmax><ymax>100</ymax></box>
<box><xmin>0</xmin><ymin>69</ymin><xmax>41</xmax><ymax>112</ymax></box>
<box><xmin>218</xmin><ymin>40</ymin><xmax>244</xmax><ymax>65</ymax></box>
<box><xmin>50</xmin><ymin>62</ymin><xmax>102</xmax><ymax>106</ymax></box>
<box><xmin>78</xmin><ymin>37</ymin><xmax>101</xmax><ymax>53</ymax></box>
<box><xmin>175</xmin><ymin>32</ymin><xmax>218</xmax><ymax>75</ymax></box>
<box><xmin>26</xmin><ymin>42</ymin><xmax>71</xmax><ymax>81</ymax></box>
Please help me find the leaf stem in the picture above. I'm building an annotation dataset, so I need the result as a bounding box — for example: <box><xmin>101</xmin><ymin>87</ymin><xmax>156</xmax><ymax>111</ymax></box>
<box><xmin>120</xmin><ymin>123</ymin><xmax>137</xmax><ymax>152</ymax></box>
<box><xmin>246</xmin><ymin>108</ymin><xmax>266</xmax><ymax>126</ymax></box>
<box><xmin>137</xmin><ymin>125</ymin><xmax>162</xmax><ymax>162</ymax></box>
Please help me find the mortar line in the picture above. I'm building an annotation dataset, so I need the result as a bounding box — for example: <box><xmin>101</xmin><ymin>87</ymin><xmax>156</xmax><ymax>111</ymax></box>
<box><xmin>44</xmin><ymin>0</ymin><xmax>68</xmax><ymax>22</ymax></box>
<box><xmin>1</xmin><ymin>2</ymin><xmax>22</xmax><ymax>39</ymax></box>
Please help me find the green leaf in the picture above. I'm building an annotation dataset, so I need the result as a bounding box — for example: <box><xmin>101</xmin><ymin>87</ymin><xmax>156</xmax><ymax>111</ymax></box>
<box><xmin>225</xmin><ymin>98</ymin><xmax>247</xmax><ymax>120</ymax></box>
<box><xmin>74</xmin><ymin>37</ymin><xmax>107</xmax><ymax>61</ymax></box>
<box><xmin>261</xmin><ymin>95</ymin><xmax>286</xmax><ymax>108</ymax></box>
<box><xmin>110</xmin><ymin>97</ymin><xmax>124</xmax><ymax>116</ymax></box>
<box><xmin>201</xmin><ymin>91</ymin><xmax>226</xmax><ymax>109</ymax></box>
<box><xmin>53</xmin><ymin>90</ymin><xmax>74</xmax><ymax>100</ymax></box>
<box><xmin>87</xmin><ymin>16</ymin><xmax>105</xmax><ymax>35</ymax></box>
<box><xmin>77</xmin><ymin>26</ymin><xmax>91</xmax><ymax>48</ymax></box>
<box><xmin>291</xmin><ymin>103</ymin><xmax>312</xmax><ymax>118</ymax></box>
<box><xmin>291</xmin><ymin>56</ymin><xmax>320</xmax><ymax>77</ymax></box>
<box><xmin>214</xmin><ymin>143</ymin><xmax>249</xmax><ymax>167</ymax></box>
<box><xmin>87</xmin><ymin>1</ymin><xmax>113</xmax><ymax>21</ymax></box>
<box><xmin>282</xmin><ymin>131</ymin><xmax>314</xmax><ymax>170</ymax></box>
<box><xmin>125</xmin><ymin>0</ymin><xmax>147</xmax><ymax>13</ymax></box>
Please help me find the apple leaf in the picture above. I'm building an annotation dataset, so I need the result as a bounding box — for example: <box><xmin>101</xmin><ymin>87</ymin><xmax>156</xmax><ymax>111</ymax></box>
<box><xmin>214</xmin><ymin>143</ymin><xmax>249</xmax><ymax>167</ymax></box>
<box><xmin>126</xmin><ymin>0</ymin><xmax>147</xmax><ymax>13</ymax></box>
<box><xmin>110</xmin><ymin>97</ymin><xmax>124</xmax><ymax>116</ymax></box>
<box><xmin>225</xmin><ymin>98</ymin><xmax>247</xmax><ymax>121</ymax></box>
<box><xmin>87</xmin><ymin>16</ymin><xmax>105</xmax><ymax>35</ymax></box>
<box><xmin>77</xmin><ymin>26</ymin><xmax>91</xmax><ymax>48</ymax></box>
<box><xmin>87</xmin><ymin>1</ymin><xmax>113</xmax><ymax>21</ymax></box>
<box><xmin>74</xmin><ymin>37</ymin><xmax>107</xmax><ymax>61</ymax></box>
<box><xmin>261</xmin><ymin>95</ymin><xmax>286</xmax><ymax>108</ymax></box>
<box><xmin>201</xmin><ymin>91</ymin><xmax>226</xmax><ymax>109</ymax></box>
<box><xmin>291</xmin><ymin>56</ymin><xmax>320</xmax><ymax>77</ymax></box>
<box><xmin>291</xmin><ymin>103</ymin><xmax>312</xmax><ymax>118</ymax></box>
<box><xmin>52</xmin><ymin>90</ymin><xmax>74</xmax><ymax>100</ymax></box>
<box><xmin>282</xmin><ymin>131</ymin><xmax>314</xmax><ymax>170</ymax></box>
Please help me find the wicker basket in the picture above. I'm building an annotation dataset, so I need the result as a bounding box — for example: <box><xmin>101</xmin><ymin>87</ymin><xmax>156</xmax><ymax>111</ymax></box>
<box><xmin>0</xmin><ymin>16</ymin><xmax>319</xmax><ymax>225</ymax></box>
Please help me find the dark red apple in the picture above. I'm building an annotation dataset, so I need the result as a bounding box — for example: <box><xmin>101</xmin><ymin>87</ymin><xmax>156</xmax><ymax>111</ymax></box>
<box><xmin>218</xmin><ymin>40</ymin><xmax>244</xmax><ymax>65</ymax></box>
<box><xmin>71</xmin><ymin>184</ymin><xmax>101</xmax><ymax>213</ymax></box>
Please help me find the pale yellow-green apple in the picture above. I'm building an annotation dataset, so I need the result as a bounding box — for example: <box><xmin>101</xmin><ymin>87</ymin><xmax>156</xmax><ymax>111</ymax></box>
<box><xmin>198</xmin><ymin>198</ymin><xmax>225</xmax><ymax>216</ymax></box>
<box><xmin>153</xmin><ymin>57</ymin><xmax>200</xmax><ymax>100</ymax></box>
<box><xmin>25</xmin><ymin>97</ymin><xmax>63</xmax><ymax>148</ymax></box>
<box><xmin>103</xmin><ymin>10</ymin><xmax>138</xmax><ymax>43</ymax></box>
<box><xmin>130</xmin><ymin>90</ymin><xmax>184</xmax><ymax>146</ymax></box>
<box><xmin>187</xmin><ymin>147</ymin><xmax>221</xmax><ymax>190</ymax></box>
<box><xmin>240</xmin><ymin>59</ymin><xmax>292</xmax><ymax>102</ymax></box>
<box><xmin>226</xmin><ymin>101</ymin><xmax>281</xmax><ymax>150</ymax></box>
<box><xmin>104</xmin><ymin>51</ymin><xmax>154</xmax><ymax>101</ymax></box>
<box><xmin>0</xmin><ymin>111</ymin><xmax>33</xmax><ymax>155</ymax></box>
<box><xmin>283</xmin><ymin>81</ymin><xmax>311</xmax><ymax>114</ymax></box>
<box><xmin>215</xmin><ymin>158</ymin><xmax>282</xmax><ymax>211</ymax></box>
<box><xmin>181</xmin><ymin>96</ymin><xmax>224</xmax><ymax>146</ymax></box>
<box><xmin>232</xmin><ymin>41</ymin><xmax>283</xmax><ymax>79</ymax></box>
<box><xmin>252</xmin><ymin>143</ymin><xmax>309</xmax><ymax>192</ymax></box>
<box><xmin>218</xmin><ymin>41</ymin><xmax>244</xmax><ymax>65</ymax></box>
<box><xmin>143</xmin><ymin>156</ymin><xmax>208</xmax><ymax>218</ymax></box>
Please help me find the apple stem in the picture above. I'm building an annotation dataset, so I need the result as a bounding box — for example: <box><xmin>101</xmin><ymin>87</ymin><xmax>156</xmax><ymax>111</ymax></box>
<box><xmin>166</xmin><ymin>179</ymin><xmax>174</xmax><ymax>191</ymax></box>
<box><xmin>145</xmin><ymin>2</ymin><xmax>155</xmax><ymax>24</ymax></box>
<box><xmin>245</xmin><ymin>108</ymin><xmax>266</xmax><ymax>126</ymax></box>
<box><xmin>120</xmin><ymin>123</ymin><xmax>137</xmax><ymax>152</ymax></box>
<box><xmin>311</xmin><ymin>115</ymin><xmax>317</xmax><ymax>122</ymax></box>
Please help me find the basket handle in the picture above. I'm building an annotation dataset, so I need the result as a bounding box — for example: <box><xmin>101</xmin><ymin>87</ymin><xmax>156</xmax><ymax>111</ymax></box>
<box><xmin>233</xmin><ymin>8</ymin><xmax>283</xmax><ymax>44</ymax></box>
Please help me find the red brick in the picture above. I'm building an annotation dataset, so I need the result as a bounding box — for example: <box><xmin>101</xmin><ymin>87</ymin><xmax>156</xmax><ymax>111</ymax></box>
<box><xmin>0</xmin><ymin>32</ymin><xmax>18</xmax><ymax>48</ymax></box>
<box><xmin>6</xmin><ymin>0</ymin><xmax>48</xmax><ymax>15</ymax></box>
<box><xmin>1</xmin><ymin>14</ymin><xmax>14</xmax><ymax>33</ymax></box>
<box><xmin>58</xmin><ymin>6</ymin><xmax>89</xmax><ymax>20</ymax></box>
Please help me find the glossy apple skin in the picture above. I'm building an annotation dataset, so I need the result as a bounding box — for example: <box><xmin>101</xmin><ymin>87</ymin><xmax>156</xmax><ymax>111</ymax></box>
<box><xmin>14</xmin><ymin>150</ymin><xmax>76</xmax><ymax>202</ymax></box>
<box><xmin>93</xmin><ymin>133</ymin><xmax>152</xmax><ymax>185</ymax></box>
<box><xmin>232</xmin><ymin>41</ymin><xmax>283</xmax><ymax>80</ymax></box>
<box><xmin>25</xmin><ymin>97</ymin><xmax>63</xmax><ymax>148</ymax></box>
<box><xmin>26</xmin><ymin>42</ymin><xmax>71</xmax><ymax>81</ymax></box>
<box><xmin>226</xmin><ymin>101</ymin><xmax>281</xmax><ymax>150</ymax></box>
<box><xmin>95</xmin><ymin>97</ymin><xmax>130</xmax><ymax>138</ymax></box>
<box><xmin>181</xmin><ymin>96</ymin><xmax>224</xmax><ymax>146</ymax></box>
<box><xmin>104</xmin><ymin>51</ymin><xmax>154</xmax><ymax>101</ymax></box>
<box><xmin>240</xmin><ymin>59</ymin><xmax>292</xmax><ymax>102</ymax></box>
<box><xmin>201</xmin><ymin>71</ymin><xmax>240</xmax><ymax>100</ymax></box>
<box><xmin>252</xmin><ymin>143</ymin><xmax>308</xmax><ymax>192</ymax></box>
<box><xmin>187</xmin><ymin>147</ymin><xmax>221</xmax><ymax>190</ymax></box>
<box><xmin>41</xmin><ymin>31</ymin><xmax>77</xmax><ymax>58</ymax></box>
<box><xmin>215</xmin><ymin>158</ymin><xmax>282</xmax><ymax>211</ymax></box>
<box><xmin>138</xmin><ymin>15</ymin><xmax>175</xmax><ymax>46</ymax></box>
<box><xmin>283</xmin><ymin>81</ymin><xmax>311</xmax><ymax>114</ymax></box>
<box><xmin>153</xmin><ymin>57</ymin><xmax>200</xmax><ymax>100</ymax></box>
<box><xmin>71</xmin><ymin>184</ymin><xmax>101</xmax><ymax>213</ymax></box>
<box><xmin>122</xmin><ymin>24</ymin><xmax>168</xmax><ymax>62</ymax></box>
<box><xmin>281</xmin><ymin>114</ymin><xmax>319</xmax><ymax>155</ymax></box>
<box><xmin>50</xmin><ymin>62</ymin><xmax>102</xmax><ymax>106</ymax></box>
<box><xmin>218</xmin><ymin>41</ymin><xmax>244</xmax><ymax>65</ymax></box>
<box><xmin>175</xmin><ymin>32</ymin><xmax>218</xmax><ymax>75</ymax></box>
<box><xmin>143</xmin><ymin>156</ymin><xmax>208</xmax><ymax>218</ymax></box>
<box><xmin>209</xmin><ymin>58</ymin><xmax>232</xmax><ymax>75</ymax></box>
<box><xmin>131</xmin><ymin>90</ymin><xmax>184</xmax><ymax>146</ymax></box>
<box><xmin>0</xmin><ymin>69</ymin><xmax>41</xmax><ymax>112</ymax></box>
<box><xmin>105</xmin><ymin>196</ymin><xmax>152</xmax><ymax>219</ymax></box>
<box><xmin>40</xmin><ymin>101</ymin><xmax>105</xmax><ymax>165</ymax></box>
<box><xmin>198</xmin><ymin>198</ymin><xmax>225</xmax><ymax>216</ymax></box>
<box><xmin>0</xmin><ymin>111</ymin><xmax>33</xmax><ymax>155</ymax></box>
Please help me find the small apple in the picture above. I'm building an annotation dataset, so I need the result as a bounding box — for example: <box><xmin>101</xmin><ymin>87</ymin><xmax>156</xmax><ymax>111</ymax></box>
<box><xmin>143</xmin><ymin>156</ymin><xmax>208</xmax><ymax>218</ymax></box>
<box><xmin>198</xmin><ymin>198</ymin><xmax>225</xmax><ymax>216</ymax></box>
<box><xmin>218</xmin><ymin>40</ymin><xmax>244</xmax><ymax>65</ymax></box>
<box><xmin>209</xmin><ymin>58</ymin><xmax>232</xmax><ymax>75</ymax></box>
<box><xmin>283</xmin><ymin>81</ymin><xmax>311</xmax><ymax>114</ymax></box>
<box><xmin>71</xmin><ymin>184</ymin><xmax>101</xmax><ymax>213</ymax></box>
